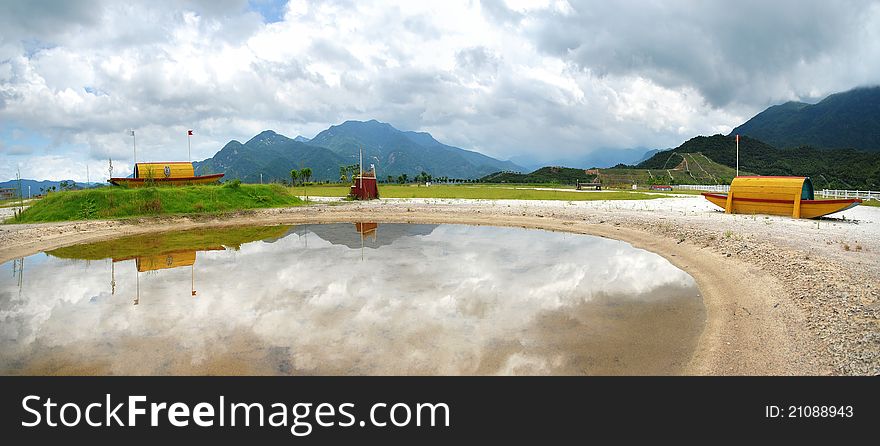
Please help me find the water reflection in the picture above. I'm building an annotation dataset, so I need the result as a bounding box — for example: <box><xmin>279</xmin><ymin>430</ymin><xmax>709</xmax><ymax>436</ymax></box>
<box><xmin>0</xmin><ymin>223</ymin><xmax>704</xmax><ymax>375</ymax></box>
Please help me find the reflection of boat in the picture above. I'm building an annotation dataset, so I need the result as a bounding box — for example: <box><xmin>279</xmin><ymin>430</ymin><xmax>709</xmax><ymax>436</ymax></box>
<box><xmin>702</xmin><ymin>176</ymin><xmax>861</xmax><ymax>219</ymax></box>
<box><xmin>45</xmin><ymin>225</ymin><xmax>291</xmax><ymax>305</ymax></box>
<box><xmin>112</xmin><ymin>248</ymin><xmax>222</xmax><ymax>272</ymax></box>
<box><xmin>109</xmin><ymin>162</ymin><xmax>223</xmax><ymax>187</ymax></box>
<box><xmin>47</xmin><ymin>225</ymin><xmax>291</xmax><ymax>261</ymax></box>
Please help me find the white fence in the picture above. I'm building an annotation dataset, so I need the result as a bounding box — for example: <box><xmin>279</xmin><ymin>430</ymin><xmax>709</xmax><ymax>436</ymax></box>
<box><xmin>817</xmin><ymin>189</ymin><xmax>880</xmax><ymax>201</ymax></box>
<box><xmin>673</xmin><ymin>184</ymin><xmax>730</xmax><ymax>192</ymax></box>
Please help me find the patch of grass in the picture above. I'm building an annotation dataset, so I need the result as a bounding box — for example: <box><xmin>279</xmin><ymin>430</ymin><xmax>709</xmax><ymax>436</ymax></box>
<box><xmin>10</xmin><ymin>184</ymin><xmax>303</xmax><ymax>223</ymax></box>
<box><xmin>47</xmin><ymin>225</ymin><xmax>291</xmax><ymax>260</ymax></box>
<box><xmin>302</xmin><ymin>184</ymin><xmax>666</xmax><ymax>201</ymax></box>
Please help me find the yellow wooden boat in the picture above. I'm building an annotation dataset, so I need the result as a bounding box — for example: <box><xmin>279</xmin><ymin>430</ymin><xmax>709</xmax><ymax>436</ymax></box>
<box><xmin>702</xmin><ymin>176</ymin><xmax>861</xmax><ymax>218</ymax></box>
<box><xmin>109</xmin><ymin>162</ymin><xmax>223</xmax><ymax>187</ymax></box>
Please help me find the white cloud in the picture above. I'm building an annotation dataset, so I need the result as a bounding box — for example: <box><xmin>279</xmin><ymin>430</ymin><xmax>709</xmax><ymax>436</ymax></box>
<box><xmin>0</xmin><ymin>224</ymin><xmax>700</xmax><ymax>374</ymax></box>
<box><xmin>1</xmin><ymin>0</ymin><xmax>878</xmax><ymax>181</ymax></box>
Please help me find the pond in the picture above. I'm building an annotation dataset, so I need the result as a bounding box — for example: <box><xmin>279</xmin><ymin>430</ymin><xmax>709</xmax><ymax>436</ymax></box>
<box><xmin>0</xmin><ymin>223</ymin><xmax>704</xmax><ymax>375</ymax></box>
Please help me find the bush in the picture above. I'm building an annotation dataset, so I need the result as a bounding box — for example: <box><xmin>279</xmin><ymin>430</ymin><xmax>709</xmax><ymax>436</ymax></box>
<box><xmin>143</xmin><ymin>198</ymin><xmax>162</xmax><ymax>213</ymax></box>
<box><xmin>223</xmin><ymin>179</ymin><xmax>242</xmax><ymax>190</ymax></box>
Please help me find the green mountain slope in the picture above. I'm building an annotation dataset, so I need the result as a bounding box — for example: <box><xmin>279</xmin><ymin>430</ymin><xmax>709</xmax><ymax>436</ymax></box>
<box><xmin>482</xmin><ymin>155</ymin><xmax>743</xmax><ymax>186</ymax></box>
<box><xmin>193</xmin><ymin>131</ymin><xmax>347</xmax><ymax>183</ymax></box>
<box><xmin>637</xmin><ymin>134</ymin><xmax>880</xmax><ymax>189</ymax></box>
<box><xmin>307</xmin><ymin>120</ymin><xmax>522</xmax><ymax>179</ymax></box>
<box><xmin>730</xmin><ymin>86</ymin><xmax>880</xmax><ymax>151</ymax></box>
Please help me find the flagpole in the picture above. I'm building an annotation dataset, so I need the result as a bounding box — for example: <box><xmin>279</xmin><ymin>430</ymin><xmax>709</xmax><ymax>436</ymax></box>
<box><xmin>735</xmin><ymin>134</ymin><xmax>739</xmax><ymax>177</ymax></box>
<box><xmin>130</xmin><ymin>129</ymin><xmax>137</xmax><ymax>165</ymax></box>
<box><xmin>187</xmin><ymin>129</ymin><xmax>192</xmax><ymax>162</ymax></box>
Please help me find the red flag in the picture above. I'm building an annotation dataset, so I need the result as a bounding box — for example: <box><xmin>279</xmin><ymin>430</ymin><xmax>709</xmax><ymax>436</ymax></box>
<box><xmin>187</xmin><ymin>130</ymin><xmax>193</xmax><ymax>136</ymax></box>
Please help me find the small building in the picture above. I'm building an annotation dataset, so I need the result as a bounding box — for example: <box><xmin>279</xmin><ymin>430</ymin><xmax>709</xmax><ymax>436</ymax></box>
<box><xmin>650</xmin><ymin>185</ymin><xmax>673</xmax><ymax>191</ymax></box>
<box><xmin>350</xmin><ymin>169</ymin><xmax>379</xmax><ymax>200</ymax></box>
<box><xmin>0</xmin><ymin>188</ymin><xmax>16</xmax><ymax>200</ymax></box>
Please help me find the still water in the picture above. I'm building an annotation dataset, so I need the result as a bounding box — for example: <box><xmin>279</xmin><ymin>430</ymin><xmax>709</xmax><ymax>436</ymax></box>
<box><xmin>0</xmin><ymin>223</ymin><xmax>704</xmax><ymax>375</ymax></box>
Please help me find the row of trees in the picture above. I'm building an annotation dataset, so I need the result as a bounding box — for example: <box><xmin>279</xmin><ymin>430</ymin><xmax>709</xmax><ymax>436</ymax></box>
<box><xmin>333</xmin><ymin>165</ymin><xmax>486</xmax><ymax>185</ymax></box>
<box><xmin>289</xmin><ymin>167</ymin><xmax>313</xmax><ymax>185</ymax></box>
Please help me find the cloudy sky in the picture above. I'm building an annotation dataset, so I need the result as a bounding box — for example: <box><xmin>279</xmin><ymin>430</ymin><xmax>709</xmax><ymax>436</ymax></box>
<box><xmin>1</xmin><ymin>0</ymin><xmax>879</xmax><ymax>181</ymax></box>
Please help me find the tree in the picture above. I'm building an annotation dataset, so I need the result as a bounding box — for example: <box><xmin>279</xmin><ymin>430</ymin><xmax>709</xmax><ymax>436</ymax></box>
<box><xmin>339</xmin><ymin>166</ymin><xmax>347</xmax><ymax>183</ymax></box>
<box><xmin>386</xmin><ymin>175</ymin><xmax>393</xmax><ymax>184</ymax></box>
<box><xmin>290</xmin><ymin>169</ymin><xmax>299</xmax><ymax>186</ymax></box>
<box><xmin>301</xmin><ymin>167</ymin><xmax>312</xmax><ymax>184</ymax></box>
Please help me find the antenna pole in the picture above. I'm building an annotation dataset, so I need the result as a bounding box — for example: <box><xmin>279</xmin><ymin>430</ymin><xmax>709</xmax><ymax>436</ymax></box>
<box><xmin>735</xmin><ymin>134</ymin><xmax>740</xmax><ymax>177</ymax></box>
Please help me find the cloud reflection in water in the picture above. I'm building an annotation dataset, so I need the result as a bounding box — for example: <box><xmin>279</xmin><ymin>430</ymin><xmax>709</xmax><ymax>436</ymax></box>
<box><xmin>0</xmin><ymin>223</ymin><xmax>704</xmax><ymax>375</ymax></box>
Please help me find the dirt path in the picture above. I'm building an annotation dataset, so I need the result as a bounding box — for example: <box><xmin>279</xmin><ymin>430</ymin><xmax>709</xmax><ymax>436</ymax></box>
<box><xmin>1</xmin><ymin>197</ymin><xmax>877</xmax><ymax>375</ymax></box>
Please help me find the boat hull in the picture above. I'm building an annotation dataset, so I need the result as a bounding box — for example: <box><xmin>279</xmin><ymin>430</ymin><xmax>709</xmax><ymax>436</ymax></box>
<box><xmin>109</xmin><ymin>174</ymin><xmax>224</xmax><ymax>187</ymax></box>
<box><xmin>702</xmin><ymin>193</ymin><xmax>861</xmax><ymax>219</ymax></box>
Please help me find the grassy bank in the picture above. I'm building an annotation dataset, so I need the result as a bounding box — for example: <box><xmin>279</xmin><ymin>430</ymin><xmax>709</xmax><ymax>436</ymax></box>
<box><xmin>47</xmin><ymin>225</ymin><xmax>292</xmax><ymax>260</ymax></box>
<box><xmin>301</xmin><ymin>184</ymin><xmax>665</xmax><ymax>201</ymax></box>
<box><xmin>9</xmin><ymin>183</ymin><xmax>303</xmax><ymax>223</ymax></box>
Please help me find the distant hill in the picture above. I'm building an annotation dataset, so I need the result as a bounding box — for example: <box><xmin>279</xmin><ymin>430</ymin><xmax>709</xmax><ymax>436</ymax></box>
<box><xmin>307</xmin><ymin>120</ymin><xmax>522</xmax><ymax>179</ymax></box>
<box><xmin>481</xmin><ymin>166</ymin><xmax>596</xmax><ymax>184</ymax></box>
<box><xmin>730</xmin><ymin>86</ymin><xmax>880</xmax><ymax>151</ymax></box>
<box><xmin>194</xmin><ymin>131</ymin><xmax>346</xmax><ymax>183</ymax></box>
<box><xmin>0</xmin><ymin>179</ymin><xmax>102</xmax><ymax>196</ymax></box>
<box><xmin>636</xmin><ymin>134</ymin><xmax>880</xmax><ymax>189</ymax></box>
<box><xmin>509</xmin><ymin>147</ymin><xmax>657</xmax><ymax>172</ymax></box>
<box><xmin>194</xmin><ymin>120</ymin><xmax>523</xmax><ymax>183</ymax></box>
<box><xmin>483</xmin><ymin>155</ymin><xmax>742</xmax><ymax>187</ymax></box>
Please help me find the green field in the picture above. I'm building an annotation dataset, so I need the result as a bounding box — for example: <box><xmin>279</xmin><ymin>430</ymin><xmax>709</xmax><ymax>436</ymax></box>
<box><xmin>9</xmin><ymin>183</ymin><xmax>303</xmax><ymax>223</ymax></box>
<box><xmin>301</xmin><ymin>183</ymin><xmax>665</xmax><ymax>201</ymax></box>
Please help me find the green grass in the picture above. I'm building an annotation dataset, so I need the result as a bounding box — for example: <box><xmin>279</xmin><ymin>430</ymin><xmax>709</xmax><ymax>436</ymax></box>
<box><xmin>9</xmin><ymin>183</ymin><xmax>304</xmax><ymax>223</ymax></box>
<box><xmin>302</xmin><ymin>183</ymin><xmax>665</xmax><ymax>201</ymax></box>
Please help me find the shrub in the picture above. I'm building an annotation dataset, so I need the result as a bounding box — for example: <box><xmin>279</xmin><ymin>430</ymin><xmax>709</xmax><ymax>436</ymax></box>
<box><xmin>143</xmin><ymin>198</ymin><xmax>162</xmax><ymax>213</ymax></box>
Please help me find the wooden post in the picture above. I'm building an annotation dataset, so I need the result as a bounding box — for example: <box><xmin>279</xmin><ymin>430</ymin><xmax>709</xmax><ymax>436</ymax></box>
<box><xmin>792</xmin><ymin>191</ymin><xmax>802</xmax><ymax>219</ymax></box>
<box><xmin>725</xmin><ymin>191</ymin><xmax>734</xmax><ymax>214</ymax></box>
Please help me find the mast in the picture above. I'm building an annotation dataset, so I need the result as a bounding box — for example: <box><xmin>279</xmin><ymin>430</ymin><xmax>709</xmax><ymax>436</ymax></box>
<box><xmin>735</xmin><ymin>134</ymin><xmax>740</xmax><ymax>177</ymax></box>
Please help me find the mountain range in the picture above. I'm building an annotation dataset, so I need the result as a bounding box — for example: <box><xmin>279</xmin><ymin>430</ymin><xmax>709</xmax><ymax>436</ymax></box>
<box><xmin>634</xmin><ymin>134</ymin><xmax>880</xmax><ymax>189</ymax></box>
<box><xmin>730</xmin><ymin>86</ymin><xmax>880</xmax><ymax>152</ymax></box>
<box><xmin>0</xmin><ymin>179</ymin><xmax>101</xmax><ymax>196</ymax></box>
<box><xmin>509</xmin><ymin>147</ymin><xmax>658</xmax><ymax>172</ymax></box>
<box><xmin>497</xmin><ymin>86</ymin><xmax>880</xmax><ymax>189</ymax></box>
<box><xmin>194</xmin><ymin>120</ymin><xmax>522</xmax><ymax>182</ymax></box>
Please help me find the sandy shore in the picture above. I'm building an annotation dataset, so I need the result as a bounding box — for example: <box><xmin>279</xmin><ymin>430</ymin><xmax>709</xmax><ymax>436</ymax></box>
<box><xmin>1</xmin><ymin>196</ymin><xmax>877</xmax><ymax>375</ymax></box>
